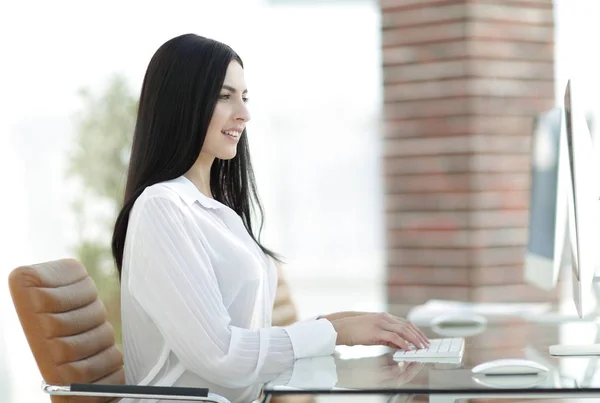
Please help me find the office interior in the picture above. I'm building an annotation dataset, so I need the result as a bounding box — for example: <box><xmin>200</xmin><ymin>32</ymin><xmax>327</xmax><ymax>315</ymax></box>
<box><xmin>3</xmin><ymin>0</ymin><xmax>600</xmax><ymax>402</ymax></box>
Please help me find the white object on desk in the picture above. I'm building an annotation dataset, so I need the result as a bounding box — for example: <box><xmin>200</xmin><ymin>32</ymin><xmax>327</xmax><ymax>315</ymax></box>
<box><xmin>430</xmin><ymin>314</ymin><xmax>488</xmax><ymax>337</ymax></box>
<box><xmin>407</xmin><ymin>299</ymin><xmax>551</xmax><ymax>325</ymax></box>
<box><xmin>549</xmin><ymin>343</ymin><xmax>600</xmax><ymax>356</ymax></box>
<box><xmin>430</xmin><ymin>313</ymin><xmax>488</xmax><ymax>327</ymax></box>
<box><xmin>472</xmin><ymin>373</ymin><xmax>550</xmax><ymax>389</ymax></box>
<box><xmin>471</xmin><ymin>359</ymin><xmax>549</xmax><ymax>376</ymax></box>
<box><xmin>393</xmin><ymin>338</ymin><xmax>464</xmax><ymax>361</ymax></box>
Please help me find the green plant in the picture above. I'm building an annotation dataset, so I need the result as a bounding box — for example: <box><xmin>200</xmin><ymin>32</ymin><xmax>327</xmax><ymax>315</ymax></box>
<box><xmin>66</xmin><ymin>74</ymin><xmax>137</xmax><ymax>346</ymax></box>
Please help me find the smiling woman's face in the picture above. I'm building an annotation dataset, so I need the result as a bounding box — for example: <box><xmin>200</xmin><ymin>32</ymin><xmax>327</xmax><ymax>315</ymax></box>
<box><xmin>200</xmin><ymin>61</ymin><xmax>251</xmax><ymax>161</ymax></box>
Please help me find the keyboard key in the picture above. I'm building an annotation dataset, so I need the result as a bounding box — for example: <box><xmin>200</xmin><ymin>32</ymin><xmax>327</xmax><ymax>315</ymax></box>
<box><xmin>393</xmin><ymin>338</ymin><xmax>465</xmax><ymax>362</ymax></box>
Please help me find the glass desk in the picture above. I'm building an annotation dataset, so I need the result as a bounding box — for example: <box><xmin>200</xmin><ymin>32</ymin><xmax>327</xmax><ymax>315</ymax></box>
<box><xmin>262</xmin><ymin>319</ymin><xmax>600</xmax><ymax>402</ymax></box>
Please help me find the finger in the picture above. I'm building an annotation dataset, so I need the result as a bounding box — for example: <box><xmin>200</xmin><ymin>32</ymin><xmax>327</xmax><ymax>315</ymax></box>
<box><xmin>380</xmin><ymin>331</ymin><xmax>410</xmax><ymax>350</ymax></box>
<box><xmin>397</xmin><ymin>320</ymin><xmax>428</xmax><ymax>348</ymax></box>
<box><xmin>385</xmin><ymin>321</ymin><xmax>426</xmax><ymax>349</ymax></box>
<box><xmin>407</xmin><ymin>322</ymin><xmax>430</xmax><ymax>346</ymax></box>
<box><xmin>409</xmin><ymin>321</ymin><xmax>429</xmax><ymax>342</ymax></box>
<box><xmin>386</xmin><ymin>315</ymin><xmax>429</xmax><ymax>347</ymax></box>
<box><xmin>401</xmin><ymin>319</ymin><xmax>429</xmax><ymax>347</ymax></box>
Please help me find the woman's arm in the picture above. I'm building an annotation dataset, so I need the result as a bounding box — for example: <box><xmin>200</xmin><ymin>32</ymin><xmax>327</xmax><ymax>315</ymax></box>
<box><xmin>126</xmin><ymin>193</ymin><xmax>337</xmax><ymax>389</ymax></box>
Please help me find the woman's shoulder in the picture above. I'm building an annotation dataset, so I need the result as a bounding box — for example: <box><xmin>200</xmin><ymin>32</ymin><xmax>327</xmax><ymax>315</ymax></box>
<box><xmin>142</xmin><ymin>180</ymin><xmax>183</xmax><ymax>201</ymax></box>
<box><xmin>131</xmin><ymin>179</ymin><xmax>190</xmax><ymax>219</ymax></box>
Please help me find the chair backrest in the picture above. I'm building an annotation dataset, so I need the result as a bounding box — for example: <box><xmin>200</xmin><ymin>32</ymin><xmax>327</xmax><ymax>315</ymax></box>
<box><xmin>272</xmin><ymin>263</ymin><xmax>298</xmax><ymax>327</ymax></box>
<box><xmin>8</xmin><ymin>259</ymin><xmax>125</xmax><ymax>403</ymax></box>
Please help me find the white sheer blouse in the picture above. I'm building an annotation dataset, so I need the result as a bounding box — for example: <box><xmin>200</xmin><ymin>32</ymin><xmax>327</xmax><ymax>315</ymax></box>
<box><xmin>120</xmin><ymin>176</ymin><xmax>337</xmax><ymax>403</ymax></box>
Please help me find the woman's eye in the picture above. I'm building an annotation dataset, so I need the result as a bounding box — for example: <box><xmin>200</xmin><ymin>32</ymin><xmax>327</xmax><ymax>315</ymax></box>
<box><xmin>219</xmin><ymin>93</ymin><xmax>231</xmax><ymax>100</ymax></box>
<box><xmin>242</xmin><ymin>97</ymin><xmax>249</xmax><ymax>104</ymax></box>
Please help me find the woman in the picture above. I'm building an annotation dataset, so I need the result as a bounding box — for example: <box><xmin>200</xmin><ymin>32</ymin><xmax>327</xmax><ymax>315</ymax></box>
<box><xmin>111</xmin><ymin>33</ymin><xmax>429</xmax><ymax>403</ymax></box>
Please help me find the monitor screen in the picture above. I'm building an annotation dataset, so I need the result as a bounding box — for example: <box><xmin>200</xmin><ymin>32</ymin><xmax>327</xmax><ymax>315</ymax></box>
<box><xmin>524</xmin><ymin>108</ymin><xmax>564</xmax><ymax>290</ymax></box>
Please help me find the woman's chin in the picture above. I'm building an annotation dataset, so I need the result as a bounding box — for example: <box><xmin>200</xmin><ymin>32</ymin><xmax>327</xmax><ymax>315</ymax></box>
<box><xmin>216</xmin><ymin>149</ymin><xmax>238</xmax><ymax>161</ymax></box>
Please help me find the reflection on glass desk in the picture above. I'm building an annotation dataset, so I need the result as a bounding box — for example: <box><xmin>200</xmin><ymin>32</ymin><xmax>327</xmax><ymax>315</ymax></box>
<box><xmin>262</xmin><ymin>320</ymin><xmax>600</xmax><ymax>402</ymax></box>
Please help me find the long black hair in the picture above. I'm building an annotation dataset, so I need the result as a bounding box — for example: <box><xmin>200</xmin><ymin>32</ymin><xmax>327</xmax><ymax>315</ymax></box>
<box><xmin>111</xmin><ymin>33</ymin><xmax>278</xmax><ymax>278</ymax></box>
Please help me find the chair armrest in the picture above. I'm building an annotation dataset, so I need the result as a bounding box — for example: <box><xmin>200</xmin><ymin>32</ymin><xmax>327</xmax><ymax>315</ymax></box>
<box><xmin>42</xmin><ymin>381</ymin><xmax>231</xmax><ymax>403</ymax></box>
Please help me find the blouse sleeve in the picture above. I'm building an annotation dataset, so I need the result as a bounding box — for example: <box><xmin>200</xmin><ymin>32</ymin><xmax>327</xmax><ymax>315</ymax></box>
<box><xmin>125</xmin><ymin>193</ymin><xmax>337</xmax><ymax>388</ymax></box>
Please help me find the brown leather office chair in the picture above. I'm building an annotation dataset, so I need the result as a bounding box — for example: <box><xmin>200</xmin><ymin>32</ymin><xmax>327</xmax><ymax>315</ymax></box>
<box><xmin>8</xmin><ymin>259</ymin><xmax>226</xmax><ymax>402</ymax></box>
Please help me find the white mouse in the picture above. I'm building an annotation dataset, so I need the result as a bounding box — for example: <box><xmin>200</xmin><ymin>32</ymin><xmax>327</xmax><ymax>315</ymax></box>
<box><xmin>472</xmin><ymin>373</ymin><xmax>549</xmax><ymax>389</ymax></box>
<box><xmin>430</xmin><ymin>313</ymin><xmax>488</xmax><ymax>328</ymax></box>
<box><xmin>471</xmin><ymin>359</ymin><xmax>549</xmax><ymax>376</ymax></box>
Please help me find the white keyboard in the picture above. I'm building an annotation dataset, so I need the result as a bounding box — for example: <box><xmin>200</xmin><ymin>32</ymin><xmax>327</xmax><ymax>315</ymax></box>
<box><xmin>393</xmin><ymin>338</ymin><xmax>464</xmax><ymax>361</ymax></box>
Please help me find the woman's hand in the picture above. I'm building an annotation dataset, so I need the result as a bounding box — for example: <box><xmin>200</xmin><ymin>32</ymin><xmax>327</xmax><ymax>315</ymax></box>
<box><xmin>328</xmin><ymin>312</ymin><xmax>429</xmax><ymax>350</ymax></box>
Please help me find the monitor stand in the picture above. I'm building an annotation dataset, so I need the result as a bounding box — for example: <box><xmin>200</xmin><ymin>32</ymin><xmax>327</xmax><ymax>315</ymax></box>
<box><xmin>548</xmin><ymin>276</ymin><xmax>600</xmax><ymax>356</ymax></box>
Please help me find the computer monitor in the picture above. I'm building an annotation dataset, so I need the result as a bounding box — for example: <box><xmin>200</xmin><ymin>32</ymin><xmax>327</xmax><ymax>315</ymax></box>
<box><xmin>524</xmin><ymin>108</ymin><xmax>566</xmax><ymax>291</ymax></box>
<box><xmin>563</xmin><ymin>79</ymin><xmax>599</xmax><ymax>319</ymax></box>
<box><xmin>524</xmin><ymin>97</ymin><xmax>599</xmax><ymax>317</ymax></box>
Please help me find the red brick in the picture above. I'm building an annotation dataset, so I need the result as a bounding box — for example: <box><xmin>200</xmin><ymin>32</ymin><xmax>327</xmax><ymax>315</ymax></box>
<box><xmin>387</xmin><ymin>211</ymin><xmax>469</xmax><ymax>231</ymax></box>
<box><xmin>385</xmin><ymin>172</ymin><xmax>529</xmax><ymax>194</ymax></box>
<box><xmin>470</xmin><ymin>228</ymin><xmax>528</xmax><ymax>248</ymax></box>
<box><xmin>383</xmin><ymin>42</ymin><xmax>468</xmax><ymax>65</ymax></box>
<box><xmin>468</xmin><ymin>96</ymin><xmax>554</xmax><ymax>116</ymax></box>
<box><xmin>470</xmin><ymin>135</ymin><xmax>532</xmax><ymax>153</ymax></box>
<box><xmin>467</xmin><ymin>59</ymin><xmax>554</xmax><ymax>79</ymax></box>
<box><xmin>471</xmin><ymin>172</ymin><xmax>530</xmax><ymax>191</ymax></box>
<box><xmin>470</xmin><ymin>210</ymin><xmax>529</xmax><ymax>229</ymax></box>
<box><xmin>469</xmin><ymin>78</ymin><xmax>553</xmax><ymax>98</ymax></box>
<box><xmin>386</xmin><ymin>193</ymin><xmax>470</xmax><ymax>212</ymax></box>
<box><xmin>470</xmin><ymin>154</ymin><xmax>531</xmax><ymax>173</ymax></box>
<box><xmin>385</xmin><ymin>79</ymin><xmax>468</xmax><ymax>102</ymax></box>
<box><xmin>472</xmin><ymin>264</ymin><xmax>529</xmax><ymax>285</ymax></box>
<box><xmin>382</xmin><ymin>4</ymin><xmax>467</xmax><ymax>29</ymax></box>
<box><xmin>387</xmin><ymin>229</ymin><xmax>471</xmax><ymax>248</ymax></box>
<box><xmin>468</xmin><ymin>3</ymin><xmax>554</xmax><ymax>24</ymax></box>
<box><xmin>383</xmin><ymin>136</ymin><xmax>471</xmax><ymax>157</ymax></box>
<box><xmin>385</xmin><ymin>78</ymin><xmax>553</xmax><ymax>102</ymax></box>
<box><xmin>471</xmin><ymin>191</ymin><xmax>530</xmax><ymax>210</ymax></box>
<box><xmin>382</xmin><ymin>24</ymin><xmax>466</xmax><ymax>47</ymax></box>
<box><xmin>384</xmin><ymin>99</ymin><xmax>469</xmax><ymax>120</ymax></box>
<box><xmin>384</xmin><ymin>155</ymin><xmax>470</xmax><ymax>175</ymax></box>
<box><xmin>384</xmin><ymin>60</ymin><xmax>467</xmax><ymax>83</ymax></box>
<box><xmin>383</xmin><ymin>116</ymin><xmax>535</xmax><ymax>138</ymax></box>
<box><xmin>380</xmin><ymin>0</ymin><xmax>463</xmax><ymax>12</ymax></box>
<box><xmin>383</xmin><ymin>117</ymin><xmax>470</xmax><ymax>138</ymax></box>
<box><xmin>381</xmin><ymin>0</ymin><xmax>554</xmax><ymax>13</ymax></box>
<box><xmin>386</xmin><ymin>211</ymin><xmax>469</xmax><ymax>236</ymax></box>
<box><xmin>389</xmin><ymin>247</ymin><xmax>472</xmax><ymax>267</ymax></box>
<box><xmin>384</xmin><ymin>97</ymin><xmax>551</xmax><ymax>120</ymax></box>
<box><xmin>388</xmin><ymin>265</ymin><xmax>471</xmax><ymax>285</ymax></box>
<box><xmin>472</xmin><ymin>246</ymin><xmax>526</xmax><ymax>266</ymax></box>
<box><xmin>386</xmin><ymin>173</ymin><xmax>471</xmax><ymax>192</ymax></box>
<box><xmin>469</xmin><ymin>21</ymin><xmax>554</xmax><ymax>43</ymax></box>
<box><xmin>468</xmin><ymin>40</ymin><xmax>553</xmax><ymax>61</ymax></box>
<box><xmin>387</xmin><ymin>228</ymin><xmax>529</xmax><ymax>249</ymax></box>
<box><xmin>469</xmin><ymin>116</ymin><xmax>536</xmax><ymax>135</ymax></box>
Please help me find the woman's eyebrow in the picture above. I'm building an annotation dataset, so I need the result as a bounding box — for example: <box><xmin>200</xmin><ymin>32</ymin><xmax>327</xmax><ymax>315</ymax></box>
<box><xmin>222</xmin><ymin>84</ymin><xmax>248</xmax><ymax>95</ymax></box>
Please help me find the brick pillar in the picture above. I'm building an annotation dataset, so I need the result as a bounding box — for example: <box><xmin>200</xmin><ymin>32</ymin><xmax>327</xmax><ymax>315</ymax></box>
<box><xmin>381</xmin><ymin>0</ymin><xmax>556</xmax><ymax>314</ymax></box>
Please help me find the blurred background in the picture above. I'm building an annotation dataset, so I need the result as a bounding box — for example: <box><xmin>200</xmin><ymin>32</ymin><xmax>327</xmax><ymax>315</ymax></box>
<box><xmin>0</xmin><ymin>0</ymin><xmax>599</xmax><ymax>401</ymax></box>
